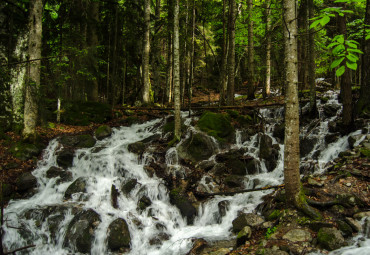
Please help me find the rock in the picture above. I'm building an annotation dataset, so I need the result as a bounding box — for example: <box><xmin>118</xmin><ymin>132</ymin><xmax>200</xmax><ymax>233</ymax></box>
<box><xmin>177</xmin><ymin>132</ymin><xmax>218</xmax><ymax>163</ymax></box>
<box><xmin>196</xmin><ymin>160</ymin><xmax>216</xmax><ymax>172</ymax></box>
<box><xmin>256</xmin><ymin>248</ymin><xmax>289</xmax><ymax>255</ymax></box>
<box><xmin>209</xmin><ymin>163</ymin><xmax>228</xmax><ymax>176</ymax></box>
<box><xmin>300</xmin><ymin>137</ymin><xmax>318</xmax><ymax>157</ymax></box>
<box><xmin>56</xmin><ymin>148</ymin><xmax>74</xmax><ymax>169</ymax></box>
<box><xmin>94</xmin><ymin>125</ymin><xmax>112</xmax><ymax>140</ymax></box>
<box><xmin>64</xmin><ymin>177</ymin><xmax>88</xmax><ymax>199</ymax></box>
<box><xmin>246</xmin><ymin>158</ymin><xmax>259</xmax><ymax>175</ymax></box>
<box><xmin>196</xmin><ymin>111</ymin><xmax>235</xmax><ymax>144</ymax></box>
<box><xmin>111</xmin><ymin>185</ymin><xmax>119</xmax><ymax>209</ymax></box>
<box><xmin>107</xmin><ymin>218</ymin><xmax>131</xmax><ymax>251</ymax></box>
<box><xmin>272</xmin><ymin>123</ymin><xmax>285</xmax><ymax>141</ymax></box>
<box><xmin>128</xmin><ymin>141</ymin><xmax>146</xmax><ymax>155</ymax></box>
<box><xmin>224</xmin><ymin>175</ymin><xmax>244</xmax><ymax>188</ymax></box>
<box><xmin>16</xmin><ymin>172</ymin><xmax>37</xmax><ymax>192</ymax></box>
<box><xmin>282</xmin><ymin>229</ymin><xmax>312</xmax><ymax>242</ymax></box>
<box><xmin>348</xmin><ymin>134</ymin><xmax>363</xmax><ymax>149</ymax></box>
<box><xmin>187</xmin><ymin>238</ymin><xmax>207</xmax><ymax>254</ymax></box>
<box><xmin>258</xmin><ymin>134</ymin><xmax>278</xmax><ymax>171</ymax></box>
<box><xmin>138</xmin><ymin>195</ymin><xmax>152</xmax><ymax>211</ymax></box>
<box><xmin>121</xmin><ymin>179</ymin><xmax>138</xmax><ymax>195</ymax></box>
<box><xmin>323</xmin><ymin>104</ymin><xmax>340</xmax><ymax>117</ymax></box>
<box><xmin>336</xmin><ymin>220</ymin><xmax>353</xmax><ymax>237</ymax></box>
<box><xmin>317</xmin><ymin>227</ymin><xmax>345</xmax><ymax>251</ymax></box>
<box><xmin>344</xmin><ymin>217</ymin><xmax>362</xmax><ymax>233</ymax></box>
<box><xmin>63</xmin><ymin>209</ymin><xmax>101</xmax><ymax>253</ymax></box>
<box><xmin>205</xmin><ymin>248</ymin><xmax>231</xmax><ymax>255</ymax></box>
<box><xmin>149</xmin><ymin>233</ymin><xmax>170</xmax><ymax>246</ymax></box>
<box><xmin>215</xmin><ymin>149</ymin><xmax>250</xmax><ymax>175</ymax></box>
<box><xmin>10</xmin><ymin>142</ymin><xmax>42</xmax><ymax>161</ymax></box>
<box><xmin>236</xmin><ymin>226</ymin><xmax>252</xmax><ymax>246</ymax></box>
<box><xmin>48</xmin><ymin>214</ymin><xmax>66</xmax><ymax>243</ymax></box>
<box><xmin>325</xmin><ymin>133</ymin><xmax>339</xmax><ymax>144</ymax></box>
<box><xmin>0</xmin><ymin>183</ymin><xmax>14</xmax><ymax>200</ymax></box>
<box><xmin>353</xmin><ymin>211</ymin><xmax>370</xmax><ymax>220</ymax></box>
<box><xmin>140</xmin><ymin>134</ymin><xmax>161</xmax><ymax>144</ymax></box>
<box><xmin>46</xmin><ymin>166</ymin><xmax>72</xmax><ymax>183</ymax></box>
<box><xmin>60</xmin><ymin>134</ymin><xmax>96</xmax><ymax>148</ymax></box>
<box><xmin>169</xmin><ymin>188</ymin><xmax>197</xmax><ymax>225</ymax></box>
<box><xmin>307</xmin><ymin>177</ymin><xmax>324</xmax><ymax>187</ymax></box>
<box><xmin>307</xmin><ymin>221</ymin><xmax>334</xmax><ymax>232</ymax></box>
<box><xmin>218</xmin><ymin>201</ymin><xmax>230</xmax><ymax>219</ymax></box>
<box><xmin>232</xmin><ymin>213</ymin><xmax>264</xmax><ymax>232</ymax></box>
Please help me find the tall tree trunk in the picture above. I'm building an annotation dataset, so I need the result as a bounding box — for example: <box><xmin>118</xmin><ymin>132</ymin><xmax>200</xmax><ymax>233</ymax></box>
<box><xmin>153</xmin><ymin>0</ymin><xmax>162</xmax><ymax>103</ymax></box>
<box><xmin>338</xmin><ymin>6</ymin><xmax>352</xmax><ymax>128</ymax></box>
<box><xmin>226</xmin><ymin>0</ymin><xmax>236</xmax><ymax>105</ymax></box>
<box><xmin>174</xmin><ymin>0</ymin><xmax>181</xmax><ymax>140</ymax></box>
<box><xmin>283</xmin><ymin>0</ymin><xmax>302</xmax><ymax>206</ymax></box>
<box><xmin>142</xmin><ymin>0</ymin><xmax>151</xmax><ymax>104</ymax></box>
<box><xmin>188</xmin><ymin>0</ymin><xmax>196</xmax><ymax>113</ymax></box>
<box><xmin>356</xmin><ymin>0</ymin><xmax>370</xmax><ymax>115</ymax></box>
<box><xmin>308</xmin><ymin>0</ymin><xmax>317</xmax><ymax>116</ymax></box>
<box><xmin>219</xmin><ymin>0</ymin><xmax>228</xmax><ymax>105</ymax></box>
<box><xmin>264</xmin><ymin>0</ymin><xmax>272</xmax><ymax>98</ymax></box>
<box><xmin>247</xmin><ymin>0</ymin><xmax>255</xmax><ymax>100</ymax></box>
<box><xmin>298</xmin><ymin>0</ymin><xmax>308</xmax><ymax>91</ymax></box>
<box><xmin>23</xmin><ymin>0</ymin><xmax>42</xmax><ymax>141</ymax></box>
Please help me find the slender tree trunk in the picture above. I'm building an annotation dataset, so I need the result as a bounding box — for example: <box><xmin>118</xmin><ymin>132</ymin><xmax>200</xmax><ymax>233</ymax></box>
<box><xmin>247</xmin><ymin>0</ymin><xmax>255</xmax><ymax>100</ymax></box>
<box><xmin>264</xmin><ymin>0</ymin><xmax>272</xmax><ymax>98</ymax></box>
<box><xmin>23</xmin><ymin>0</ymin><xmax>42</xmax><ymax>141</ymax></box>
<box><xmin>226</xmin><ymin>0</ymin><xmax>236</xmax><ymax>105</ymax></box>
<box><xmin>174</xmin><ymin>0</ymin><xmax>181</xmax><ymax>140</ymax></box>
<box><xmin>153</xmin><ymin>0</ymin><xmax>162</xmax><ymax>103</ymax></box>
<box><xmin>298</xmin><ymin>0</ymin><xmax>308</xmax><ymax>91</ymax></box>
<box><xmin>142</xmin><ymin>0</ymin><xmax>151</xmax><ymax>104</ymax></box>
<box><xmin>308</xmin><ymin>0</ymin><xmax>317</xmax><ymax>116</ymax></box>
<box><xmin>111</xmin><ymin>4</ymin><xmax>119</xmax><ymax>106</ymax></box>
<box><xmin>219</xmin><ymin>0</ymin><xmax>228</xmax><ymax>105</ymax></box>
<box><xmin>188</xmin><ymin>0</ymin><xmax>196</xmax><ymax>114</ymax></box>
<box><xmin>283</xmin><ymin>0</ymin><xmax>302</xmax><ymax>206</ymax></box>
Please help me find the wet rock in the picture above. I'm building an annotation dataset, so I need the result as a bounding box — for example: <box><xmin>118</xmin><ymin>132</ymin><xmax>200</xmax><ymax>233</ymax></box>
<box><xmin>111</xmin><ymin>184</ymin><xmax>119</xmax><ymax>209</ymax></box>
<box><xmin>336</xmin><ymin>220</ymin><xmax>353</xmax><ymax>237</ymax></box>
<box><xmin>94</xmin><ymin>125</ymin><xmax>112</xmax><ymax>140</ymax></box>
<box><xmin>177</xmin><ymin>132</ymin><xmax>218</xmax><ymax>163</ymax></box>
<box><xmin>60</xmin><ymin>134</ymin><xmax>96</xmax><ymax>148</ymax></box>
<box><xmin>317</xmin><ymin>227</ymin><xmax>345</xmax><ymax>251</ymax></box>
<box><xmin>283</xmin><ymin>229</ymin><xmax>312</xmax><ymax>242</ymax></box>
<box><xmin>56</xmin><ymin>148</ymin><xmax>74</xmax><ymax>169</ymax></box>
<box><xmin>107</xmin><ymin>218</ymin><xmax>131</xmax><ymax>251</ymax></box>
<box><xmin>245</xmin><ymin>158</ymin><xmax>259</xmax><ymax>175</ymax></box>
<box><xmin>138</xmin><ymin>195</ymin><xmax>152</xmax><ymax>211</ymax></box>
<box><xmin>323</xmin><ymin>104</ymin><xmax>340</xmax><ymax>117</ymax></box>
<box><xmin>169</xmin><ymin>188</ymin><xmax>197</xmax><ymax>225</ymax></box>
<box><xmin>232</xmin><ymin>213</ymin><xmax>264</xmax><ymax>232</ymax></box>
<box><xmin>353</xmin><ymin>211</ymin><xmax>370</xmax><ymax>220</ymax></box>
<box><xmin>64</xmin><ymin>177</ymin><xmax>88</xmax><ymax>199</ymax></box>
<box><xmin>121</xmin><ymin>179</ymin><xmax>138</xmax><ymax>195</ymax></box>
<box><xmin>140</xmin><ymin>134</ymin><xmax>161</xmax><ymax>144</ymax></box>
<box><xmin>46</xmin><ymin>166</ymin><xmax>72</xmax><ymax>183</ymax></box>
<box><xmin>10</xmin><ymin>142</ymin><xmax>42</xmax><ymax>161</ymax></box>
<box><xmin>196</xmin><ymin>160</ymin><xmax>216</xmax><ymax>172</ymax></box>
<box><xmin>325</xmin><ymin>133</ymin><xmax>339</xmax><ymax>144</ymax></box>
<box><xmin>149</xmin><ymin>233</ymin><xmax>170</xmax><ymax>246</ymax></box>
<box><xmin>300</xmin><ymin>137</ymin><xmax>318</xmax><ymax>157</ymax></box>
<box><xmin>16</xmin><ymin>172</ymin><xmax>37</xmax><ymax>192</ymax></box>
<box><xmin>209</xmin><ymin>163</ymin><xmax>228</xmax><ymax>176</ymax></box>
<box><xmin>224</xmin><ymin>175</ymin><xmax>244</xmax><ymax>188</ymax></box>
<box><xmin>348</xmin><ymin>134</ymin><xmax>363</xmax><ymax>149</ymax></box>
<box><xmin>344</xmin><ymin>217</ymin><xmax>362</xmax><ymax>233</ymax></box>
<box><xmin>128</xmin><ymin>141</ymin><xmax>146</xmax><ymax>155</ymax></box>
<box><xmin>236</xmin><ymin>226</ymin><xmax>252</xmax><ymax>246</ymax></box>
<box><xmin>273</xmin><ymin>122</ymin><xmax>285</xmax><ymax>141</ymax></box>
<box><xmin>48</xmin><ymin>214</ymin><xmax>66</xmax><ymax>243</ymax></box>
<box><xmin>64</xmin><ymin>209</ymin><xmax>101</xmax><ymax>253</ymax></box>
<box><xmin>187</xmin><ymin>238</ymin><xmax>207</xmax><ymax>254</ymax></box>
<box><xmin>218</xmin><ymin>201</ymin><xmax>230</xmax><ymax>219</ymax></box>
<box><xmin>259</xmin><ymin>134</ymin><xmax>278</xmax><ymax>171</ymax></box>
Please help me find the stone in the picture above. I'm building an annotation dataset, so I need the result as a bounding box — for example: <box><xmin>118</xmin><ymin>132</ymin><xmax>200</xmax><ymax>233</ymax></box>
<box><xmin>63</xmin><ymin>209</ymin><xmax>101</xmax><ymax>253</ymax></box>
<box><xmin>348</xmin><ymin>134</ymin><xmax>363</xmax><ymax>149</ymax></box>
<box><xmin>169</xmin><ymin>188</ymin><xmax>197</xmax><ymax>225</ymax></box>
<box><xmin>46</xmin><ymin>166</ymin><xmax>72</xmax><ymax>183</ymax></box>
<box><xmin>138</xmin><ymin>195</ymin><xmax>152</xmax><ymax>211</ymax></box>
<box><xmin>128</xmin><ymin>141</ymin><xmax>146</xmax><ymax>155</ymax></box>
<box><xmin>94</xmin><ymin>125</ymin><xmax>112</xmax><ymax>140</ymax></box>
<box><xmin>121</xmin><ymin>179</ymin><xmax>138</xmax><ymax>195</ymax></box>
<box><xmin>336</xmin><ymin>220</ymin><xmax>353</xmax><ymax>237</ymax></box>
<box><xmin>258</xmin><ymin>134</ymin><xmax>278</xmax><ymax>171</ymax></box>
<box><xmin>283</xmin><ymin>229</ymin><xmax>312</xmax><ymax>242</ymax></box>
<box><xmin>272</xmin><ymin>123</ymin><xmax>285</xmax><ymax>141</ymax></box>
<box><xmin>56</xmin><ymin>148</ymin><xmax>74</xmax><ymax>169</ymax></box>
<box><xmin>10</xmin><ymin>142</ymin><xmax>42</xmax><ymax>161</ymax></box>
<box><xmin>353</xmin><ymin>211</ymin><xmax>370</xmax><ymax>220</ymax></box>
<box><xmin>307</xmin><ymin>177</ymin><xmax>324</xmax><ymax>187</ymax></box>
<box><xmin>232</xmin><ymin>213</ymin><xmax>264</xmax><ymax>232</ymax></box>
<box><xmin>224</xmin><ymin>175</ymin><xmax>244</xmax><ymax>188</ymax></box>
<box><xmin>317</xmin><ymin>227</ymin><xmax>345</xmax><ymax>251</ymax></box>
<box><xmin>300</xmin><ymin>137</ymin><xmax>318</xmax><ymax>157</ymax></box>
<box><xmin>236</xmin><ymin>226</ymin><xmax>252</xmax><ymax>246</ymax></box>
<box><xmin>344</xmin><ymin>217</ymin><xmax>362</xmax><ymax>233</ymax></box>
<box><xmin>140</xmin><ymin>134</ymin><xmax>161</xmax><ymax>144</ymax></box>
<box><xmin>323</xmin><ymin>104</ymin><xmax>340</xmax><ymax>117</ymax></box>
<box><xmin>64</xmin><ymin>177</ymin><xmax>88</xmax><ymax>199</ymax></box>
<box><xmin>16</xmin><ymin>172</ymin><xmax>37</xmax><ymax>192</ymax></box>
<box><xmin>325</xmin><ymin>133</ymin><xmax>339</xmax><ymax>144</ymax></box>
<box><xmin>107</xmin><ymin>218</ymin><xmax>131</xmax><ymax>251</ymax></box>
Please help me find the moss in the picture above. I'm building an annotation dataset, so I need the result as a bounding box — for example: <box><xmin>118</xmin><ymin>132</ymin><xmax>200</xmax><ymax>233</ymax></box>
<box><xmin>320</xmin><ymin>97</ymin><xmax>329</xmax><ymax>103</ymax></box>
<box><xmin>226</xmin><ymin>109</ymin><xmax>239</xmax><ymax>119</ymax></box>
<box><xmin>163</xmin><ymin>121</ymin><xmax>175</xmax><ymax>134</ymax></box>
<box><xmin>62</xmin><ymin>101</ymin><xmax>112</xmax><ymax>126</ymax></box>
<box><xmin>360</xmin><ymin>148</ymin><xmax>370</xmax><ymax>158</ymax></box>
<box><xmin>197</xmin><ymin>111</ymin><xmax>234</xmax><ymax>142</ymax></box>
<box><xmin>267</xmin><ymin>210</ymin><xmax>282</xmax><ymax>221</ymax></box>
<box><xmin>10</xmin><ymin>142</ymin><xmax>42</xmax><ymax>161</ymax></box>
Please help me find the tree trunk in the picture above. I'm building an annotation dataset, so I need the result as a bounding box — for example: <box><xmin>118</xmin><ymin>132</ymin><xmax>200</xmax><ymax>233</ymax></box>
<box><xmin>23</xmin><ymin>0</ymin><xmax>42</xmax><ymax>141</ymax></box>
<box><xmin>226</xmin><ymin>0</ymin><xmax>236</xmax><ymax>106</ymax></box>
<box><xmin>264</xmin><ymin>0</ymin><xmax>271</xmax><ymax>98</ymax></box>
<box><xmin>153</xmin><ymin>0</ymin><xmax>162</xmax><ymax>103</ymax></box>
<box><xmin>283</xmin><ymin>0</ymin><xmax>302</xmax><ymax>206</ymax></box>
<box><xmin>174</xmin><ymin>0</ymin><xmax>181</xmax><ymax>140</ymax></box>
<box><xmin>142</xmin><ymin>0</ymin><xmax>151</xmax><ymax>104</ymax></box>
<box><xmin>219</xmin><ymin>0</ymin><xmax>228</xmax><ymax>105</ymax></box>
<box><xmin>188</xmin><ymin>0</ymin><xmax>196</xmax><ymax>113</ymax></box>
<box><xmin>308</xmin><ymin>0</ymin><xmax>317</xmax><ymax>116</ymax></box>
<box><xmin>357</xmin><ymin>0</ymin><xmax>370</xmax><ymax>115</ymax></box>
<box><xmin>247</xmin><ymin>0</ymin><xmax>255</xmax><ymax>100</ymax></box>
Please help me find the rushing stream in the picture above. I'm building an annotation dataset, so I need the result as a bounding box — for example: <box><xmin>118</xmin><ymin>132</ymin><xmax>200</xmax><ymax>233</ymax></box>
<box><xmin>3</xmin><ymin>90</ymin><xmax>370</xmax><ymax>254</ymax></box>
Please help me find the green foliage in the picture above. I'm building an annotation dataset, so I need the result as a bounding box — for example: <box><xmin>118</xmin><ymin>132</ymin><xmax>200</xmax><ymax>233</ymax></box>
<box><xmin>197</xmin><ymin>112</ymin><xmax>234</xmax><ymax>142</ymax></box>
<box><xmin>62</xmin><ymin>101</ymin><xmax>112</xmax><ymax>126</ymax></box>
<box><xmin>265</xmin><ymin>226</ymin><xmax>277</xmax><ymax>239</ymax></box>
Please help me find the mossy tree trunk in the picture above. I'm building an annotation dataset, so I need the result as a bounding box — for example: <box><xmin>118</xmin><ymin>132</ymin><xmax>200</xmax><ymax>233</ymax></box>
<box><xmin>142</xmin><ymin>0</ymin><xmax>151</xmax><ymax>104</ymax></box>
<box><xmin>23</xmin><ymin>0</ymin><xmax>42</xmax><ymax>142</ymax></box>
<box><xmin>247</xmin><ymin>0</ymin><xmax>255</xmax><ymax>100</ymax></box>
<box><xmin>264</xmin><ymin>0</ymin><xmax>272</xmax><ymax>98</ymax></box>
<box><xmin>226</xmin><ymin>0</ymin><xmax>236</xmax><ymax>106</ymax></box>
<box><xmin>308</xmin><ymin>0</ymin><xmax>317</xmax><ymax>116</ymax></box>
<box><xmin>173</xmin><ymin>0</ymin><xmax>181</xmax><ymax>140</ymax></box>
<box><xmin>219</xmin><ymin>0</ymin><xmax>228</xmax><ymax>106</ymax></box>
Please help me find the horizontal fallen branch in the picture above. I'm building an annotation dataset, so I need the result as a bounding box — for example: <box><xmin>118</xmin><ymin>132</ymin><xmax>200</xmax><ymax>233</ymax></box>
<box><xmin>195</xmin><ymin>184</ymin><xmax>284</xmax><ymax>198</ymax></box>
<box><xmin>4</xmin><ymin>244</ymin><xmax>36</xmax><ymax>255</ymax></box>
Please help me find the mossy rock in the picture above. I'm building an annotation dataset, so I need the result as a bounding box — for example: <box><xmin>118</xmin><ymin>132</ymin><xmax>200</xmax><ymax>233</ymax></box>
<box><xmin>10</xmin><ymin>142</ymin><xmax>43</xmax><ymax>161</ymax></box>
<box><xmin>169</xmin><ymin>188</ymin><xmax>197</xmax><ymax>225</ymax></box>
<box><xmin>0</xmin><ymin>183</ymin><xmax>14</xmax><ymax>201</ymax></box>
<box><xmin>197</xmin><ymin>112</ymin><xmax>235</xmax><ymax>143</ymax></box>
<box><xmin>75</xmin><ymin>135</ymin><xmax>96</xmax><ymax>148</ymax></box>
<box><xmin>94</xmin><ymin>125</ymin><xmax>112</xmax><ymax>140</ymax></box>
<box><xmin>360</xmin><ymin>148</ymin><xmax>370</xmax><ymax>158</ymax></box>
<box><xmin>128</xmin><ymin>141</ymin><xmax>146</xmax><ymax>155</ymax></box>
<box><xmin>107</xmin><ymin>218</ymin><xmax>131</xmax><ymax>251</ymax></box>
<box><xmin>226</xmin><ymin>109</ymin><xmax>239</xmax><ymax>119</ymax></box>
<box><xmin>317</xmin><ymin>227</ymin><xmax>345</xmax><ymax>251</ymax></box>
<box><xmin>64</xmin><ymin>177</ymin><xmax>88</xmax><ymax>199</ymax></box>
<box><xmin>62</xmin><ymin>101</ymin><xmax>112</xmax><ymax>126</ymax></box>
<box><xmin>267</xmin><ymin>210</ymin><xmax>282</xmax><ymax>221</ymax></box>
<box><xmin>121</xmin><ymin>179</ymin><xmax>138</xmax><ymax>195</ymax></box>
<box><xmin>16</xmin><ymin>172</ymin><xmax>37</xmax><ymax>192</ymax></box>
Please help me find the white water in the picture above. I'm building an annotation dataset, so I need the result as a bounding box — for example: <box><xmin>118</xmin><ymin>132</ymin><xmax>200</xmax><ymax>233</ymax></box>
<box><xmin>3</xmin><ymin>91</ymin><xmax>370</xmax><ymax>254</ymax></box>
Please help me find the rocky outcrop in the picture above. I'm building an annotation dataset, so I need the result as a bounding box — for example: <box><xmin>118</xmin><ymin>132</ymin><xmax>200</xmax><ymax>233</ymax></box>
<box><xmin>46</xmin><ymin>166</ymin><xmax>72</xmax><ymax>183</ymax></box>
<box><xmin>16</xmin><ymin>172</ymin><xmax>37</xmax><ymax>192</ymax></box>
<box><xmin>94</xmin><ymin>125</ymin><xmax>112</xmax><ymax>140</ymax></box>
<box><xmin>107</xmin><ymin>218</ymin><xmax>131</xmax><ymax>251</ymax></box>
<box><xmin>56</xmin><ymin>148</ymin><xmax>74</xmax><ymax>169</ymax></box>
<box><xmin>317</xmin><ymin>227</ymin><xmax>345</xmax><ymax>251</ymax></box>
<box><xmin>128</xmin><ymin>141</ymin><xmax>146</xmax><ymax>155</ymax></box>
<box><xmin>259</xmin><ymin>134</ymin><xmax>279</xmax><ymax>172</ymax></box>
<box><xmin>169</xmin><ymin>188</ymin><xmax>197</xmax><ymax>225</ymax></box>
<box><xmin>232</xmin><ymin>213</ymin><xmax>264</xmax><ymax>233</ymax></box>
<box><xmin>64</xmin><ymin>177</ymin><xmax>88</xmax><ymax>200</ymax></box>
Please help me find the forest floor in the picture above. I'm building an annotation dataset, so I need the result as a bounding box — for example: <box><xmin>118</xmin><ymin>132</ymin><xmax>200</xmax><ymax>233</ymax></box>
<box><xmin>0</xmin><ymin>87</ymin><xmax>369</xmax><ymax>255</ymax></box>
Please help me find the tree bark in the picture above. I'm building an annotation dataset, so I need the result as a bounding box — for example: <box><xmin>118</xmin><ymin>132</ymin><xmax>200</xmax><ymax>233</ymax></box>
<box><xmin>153</xmin><ymin>0</ymin><xmax>162</xmax><ymax>103</ymax></box>
<box><xmin>142</xmin><ymin>0</ymin><xmax>151</xmax><ymax>104</ymax></box>
<box><xmin>226</xmin><ymin>0</ymin><xmax>236</xmax><ymax>106</ymax></box>
<box><xmin>264</xmin><ymin>0</ymin><xmax>272</xmax><ymax>98</ymax></box>
<box><xmin>219</xmin><ymin>0</ymin><xmax>228</xmax><ymax>106</ymax></box>
<box><xmin>188</xmin><ymin>0</ymin><xmax>196</xmax><ymax>114</ymax></box>
<box><xmin>174</xmin><ymin>0</ymin><xmax>181</xmax><ymax>140</ymax></box>
<box><xmin>308</xmin><ymin>0</ymin><xmax>317</xmax><ymax>116</ymax></box>
<box><xmin>247</xmin><ymin>0</ymin><xmax>255</xmax><ymax>100</ymax></box>
<box><xmin>283</xmin><ymin>0</ymin><xmax>302</xmax><ymax>206</ymax></box>
<box><xmin>23</xmin><ymin>0</ymin><xmax>42</xmax><ymax>141</ymax></box>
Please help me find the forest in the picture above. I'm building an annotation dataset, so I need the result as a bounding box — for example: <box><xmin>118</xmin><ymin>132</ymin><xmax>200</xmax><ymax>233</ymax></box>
<box><xmin>0</xmin><ymin>0</ymin><xmax>370</xmax><ymax>254</ymax></box>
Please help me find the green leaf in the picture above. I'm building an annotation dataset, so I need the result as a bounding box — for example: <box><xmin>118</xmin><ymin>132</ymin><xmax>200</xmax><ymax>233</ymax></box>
<box><xmin>347</xmin><ymin>54</ymin><xmax>358</xmax><ymax>62</ymax></box>
<box><xmin>337</xmin><ymin>35</ymin><xmax>345</xmax><ymax>44</ymax></box>
<box><xmin>345</xmin><ymin>41</ymin><xmax>357</xmax><ymax>48</ymax></box>
<box><xmin>346</xmin><ymin>61</ymin><xmax>357</xmax><ymax>70</ymax></box>
<box><xmin>310</xmin><ymin>19</ymin><xmax>321</xmax><ymax>29</ymax></box>
<box><xmin>330</xmin><ymin>57</ymin><xmax>345</xmax><ymax>69</ymax></box>
<box><xmin>366</xmin><ymin>35</ymin><xmax>370</xmax><ymax>40</ymax></box>
<box><xmin>327</xmin><ymin>42</ymin><xmax>339</xmax><ymax>48</ymax></box>
<box><xmin>333</xmin><ymin>44</ymin><xmax>345</xmax><ymax>55</ymax></box>
<box><xmin>347</xmin><ymin>48</ymin><xmax>363</xmax><ymax>54</ymax></box>
<box><xmin>320</xmin><ymin>16</ymin><xmax>331</xmax><ymax>27</ymax></box>
<box><xmin>336</xmin><ymin>66</ymin><xmax>345</xmax><ymax>77</ymax></box>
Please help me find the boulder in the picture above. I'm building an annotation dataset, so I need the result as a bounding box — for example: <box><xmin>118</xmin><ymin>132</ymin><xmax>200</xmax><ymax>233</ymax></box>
<box><xmin>300</xmin><ymin>137</ymin><xmax>318</xmax><ymax>157</ymax></box>
<box><xmin>107</xmin><ymin>218</ymin><xmax>131</xmax><ymax>251</ymax></box>
<box><xmin>111</xmin><ymin>185</ymin><xmax>119</xmax><ymax>209</ymax></box>
<box><xmin>236</xmin><ymin>226</ymin><xmax>252</xmax><ymax>246</ymax></box>
<box><xmin>317</xmin><ymin>227</ymin><xmax>345</xmax><ymax>251</ymax></box>
<box><xmin>140</xmin><ymin>134</ymin><xmax>161</xmax><ymax>144</ymax></box>
<box><xmin>63</xmin><ymin>209</ymin><xmax>101</xmax><ymax>253</ymax></box>
<box><xmin>323</xmin><ymin>104</ymin><xmax>340</xmax><ymax>117</ymax></box>
<box><xmin>128</xmin><ymin>142</ymin><xmax>146</xmax><ymax>155</ymax></box>
<box><xmin>169</xmin><ymin>188</ymin><xmax>197</xmax><ymax>225</ymax></box>
<box><xmin>56</xmin><ymin>149</ymin><xmax>74</xmax><ymax>169</ymax></box>
<box><xmin>348</xmin><ymin>134</ymin><xmax>363</xmax><ymax>149</ymax></box>
<box><xmin>16</xmin><ymin>172</ymin><xmax>37</xmax><ymax>192</ymax></box>
<box><xmin>232</xmin><ymin>213</ymin><xmax>264</xmax><ymax>232</ymax></box>
<box><xmin>94</xmin><ymin>125</ymin><xmax>112</xmax><ymax>140</ymax></box>
<box><xmin>336</xmin><ymin>220</ymin><xmax>354</xmax><ymax>237</ymax></box>
<box><xmin>282</xmin><ymin>229</ymin><xmax>312</xmax><ymax>242</ymax></box>
<box><xmin>272</xmin><ymin>122</ymin><xmax>285</xmax><ymax>141</ymax></box>
<box><xmin>138</xmin><ymin>195</ymin><xmax>152</xmax><ymax>211</ymax></box>
<box><xmin>64</xmin><ymin>177</ymin><xmax>88</xmax><ymax>199</ymax></box>
<box><xmin>177</xmin><ymin>132</ymin><xmax>218</xmax><ymax>163</ymax></box>
<box><xmin>60</xmin><ymin>134</ymin><xmax>96</xmax><ymax>148</ymax></box>
<box><xmin>10</xmin><ymin>142</ymin><xmax>42</xmax><ymax>161</ymax></box>
<box><xmin>325</xmin><ymin>133</ymin><xmax>339</xmax><ymax>145</ymax></box>
<box><xmin>121</xmin><ymin>179</ymin><xmax>138</xmax><ymax>195</ymax></box>
<box><xmin>259</xmin><ymin>134</ymin><xmax>279</xmax><ymax>171</ymax></box>
<box><xmin>224</xmin><ymin>175</ymin><xmax>244</xmax><ymax>188</ymax></box>
<box><xmin>46</xmin><ymin>166</ymin><xmax>72</xmax><ymax>183</ymax></box>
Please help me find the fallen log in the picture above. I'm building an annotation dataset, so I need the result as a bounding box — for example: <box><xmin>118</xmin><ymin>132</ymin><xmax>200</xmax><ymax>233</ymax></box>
<box><xmin>195</xmin><ymin>184</ymin><xmax>284</xmax><ymax>198</ymax></box>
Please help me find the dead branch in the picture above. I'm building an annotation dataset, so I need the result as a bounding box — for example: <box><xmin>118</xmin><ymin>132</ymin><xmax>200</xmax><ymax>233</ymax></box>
<box><xmin>4</xmin><ymin>245</ymin><xmax>36</xmax><ymax>255</ymax></box>
<box><xmin>195</xmin><ymin>184</ymin><xmax>284</xmax><ymax>198</ymax></box>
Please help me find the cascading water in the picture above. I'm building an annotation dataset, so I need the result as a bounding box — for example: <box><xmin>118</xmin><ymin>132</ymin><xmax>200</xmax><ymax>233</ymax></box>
<box><xmin>3</xmin><ymin>90</ymin><xmax>369</xmax><ymax>254</ymax></box>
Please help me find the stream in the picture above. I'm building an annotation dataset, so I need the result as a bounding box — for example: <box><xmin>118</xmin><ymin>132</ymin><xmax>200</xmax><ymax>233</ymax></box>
<box><xmin>3</xmin><ymin>90</ymin><xmax>370</xmax><ymax>254</ymax></box>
